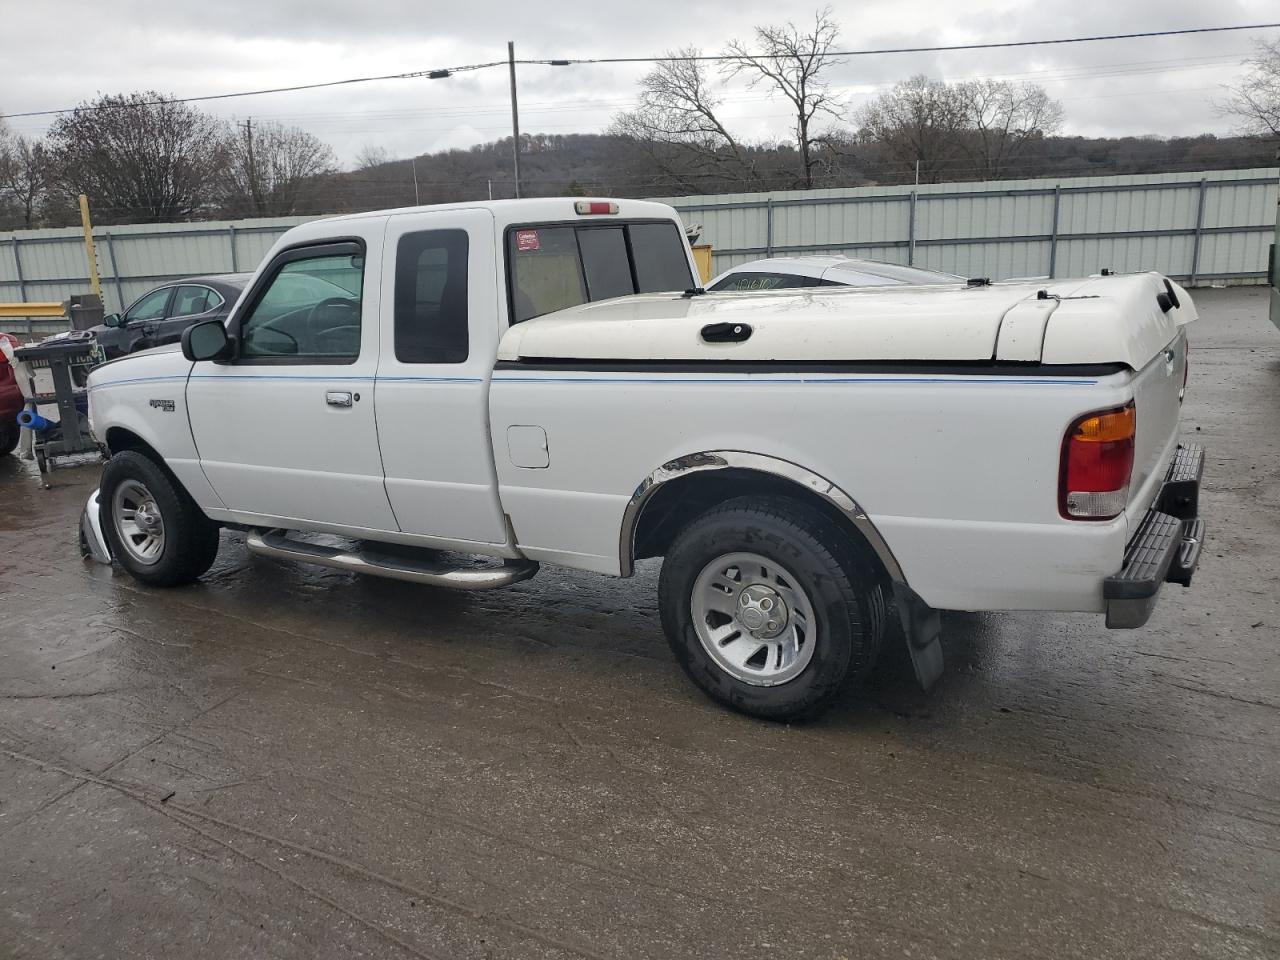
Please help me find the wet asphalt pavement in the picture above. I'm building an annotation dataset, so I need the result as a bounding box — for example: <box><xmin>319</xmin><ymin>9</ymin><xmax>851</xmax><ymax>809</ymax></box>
<box><xmin>1</xmin><ymin>287</ymin><xmax>1277</xmax><ymax>960</ymax></box>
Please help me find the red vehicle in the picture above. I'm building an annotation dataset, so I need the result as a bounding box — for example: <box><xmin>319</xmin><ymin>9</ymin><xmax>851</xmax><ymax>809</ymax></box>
<box><xmin>0</xmin><ymin>333</ymin><xmax>23</xmax><ymax>456</ymax></box>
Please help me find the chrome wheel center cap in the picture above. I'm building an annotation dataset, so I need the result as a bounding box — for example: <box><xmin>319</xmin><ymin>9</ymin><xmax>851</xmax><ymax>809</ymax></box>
<box><xmin>137</xmin><ymin>504</ymin><xmax>160</xmax><ymax>532</ymax></box>
<box><xmin>738</xmin><ymin>584</ymin><xmax>789</xmax><ymax>638</ymax></box>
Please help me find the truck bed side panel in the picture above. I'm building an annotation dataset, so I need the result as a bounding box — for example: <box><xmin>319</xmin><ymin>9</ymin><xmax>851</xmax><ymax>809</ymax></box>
<box><xmin>489</xmin><ymin>368</ymin><xmax>1139</xmax><ymax>611</ymax></box>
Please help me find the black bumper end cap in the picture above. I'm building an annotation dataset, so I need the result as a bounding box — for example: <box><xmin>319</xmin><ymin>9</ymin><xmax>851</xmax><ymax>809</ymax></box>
<box><xmin>1104</xmin><ymin>512</ymin><xmax>1205</xmax><ymax>629</ymax></box>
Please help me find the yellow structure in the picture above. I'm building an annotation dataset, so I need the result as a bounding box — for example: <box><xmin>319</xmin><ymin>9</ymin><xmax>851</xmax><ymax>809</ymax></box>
<box><xmin>691</xmin><ymin>244</ymin><xmax>714</xmax><ymax>284</ymax></box>
<box><xmin>79</xmin><ymin>194</ymin><xmax>104</xmax><ymax>302</ymax></box>
<box><xmin>0</xmin><ymin>302</ymin><xmax>65</xmax><ymax>318</ymax></box>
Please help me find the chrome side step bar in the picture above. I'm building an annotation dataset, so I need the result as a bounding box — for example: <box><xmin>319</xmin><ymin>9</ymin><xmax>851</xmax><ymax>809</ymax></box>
<box><xmin>245</xmin><ymin>529</ymin><xmax>539</xmax><ymax>590</ymax></box>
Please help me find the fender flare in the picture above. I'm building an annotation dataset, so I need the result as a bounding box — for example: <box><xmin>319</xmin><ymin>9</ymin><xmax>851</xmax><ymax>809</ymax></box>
<box><xmin>617</xmin><ymin>450</ymin><xmax>907</xmax><ymax>585</ymax></box>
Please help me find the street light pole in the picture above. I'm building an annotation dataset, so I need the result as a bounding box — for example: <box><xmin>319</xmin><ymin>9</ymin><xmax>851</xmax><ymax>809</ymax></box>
<box><xmin>508</xmin><ymin>40</ymin><xmax>521</xmax><ymax>199</ymax></box>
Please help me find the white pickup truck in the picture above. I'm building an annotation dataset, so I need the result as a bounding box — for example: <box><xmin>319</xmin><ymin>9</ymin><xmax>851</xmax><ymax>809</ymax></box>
<box><xmin>81</xmin><ymin>198</ymin><xmax>1205</xmax><ymax>720</ymax></box>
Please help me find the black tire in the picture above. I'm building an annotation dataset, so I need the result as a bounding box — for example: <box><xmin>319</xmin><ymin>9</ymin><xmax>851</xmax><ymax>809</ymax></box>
<box><xmin>100</xmin><ymin>450</ymin><xmax>221</xmax><ymax>587</ymax></box>
<box><xmin>658</xmin><ymin>495</ymin><xmax>885</xmax><ymax>722</ymax></box>
<box><xmin>0</xmin><ymin>420</ymin><xmax>18</xmax><ymax>457</ymax></box>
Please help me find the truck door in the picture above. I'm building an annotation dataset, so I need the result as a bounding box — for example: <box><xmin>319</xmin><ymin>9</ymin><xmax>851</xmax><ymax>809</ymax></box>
<box><xmin>185</xmin><ymin>218</ymin><xmax>398</xmax><ymax>532</ymax></box>
<box><xmin>375</xmin><ymin>208</ymin><xmax>508</xmax><ymax>545</ymax></box>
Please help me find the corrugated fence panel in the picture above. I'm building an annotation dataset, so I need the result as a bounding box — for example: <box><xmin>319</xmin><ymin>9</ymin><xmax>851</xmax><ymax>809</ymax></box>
<box><xmin>664</xmin><ymin>168</ymin><xmax>1278</xmax><ymax>283</ymax></box>
<box><xmin>0</xmin><ymin>171</ymin><xmax>1276</xmax><ymax>327</ymax></box>
<box><xmin>1056</xmin><ymin>234</ymin><xmax>1195</xmax><ymax>279</ymax></box>
<box><xmin>0</xmin><ymin>216</ymin><xmax>312</xmax><ymax>314</ymax></box>
<box><xmin>18</xmin><ymin>236</ymin><xmax>91</xmax><ymax>283</ymax></box>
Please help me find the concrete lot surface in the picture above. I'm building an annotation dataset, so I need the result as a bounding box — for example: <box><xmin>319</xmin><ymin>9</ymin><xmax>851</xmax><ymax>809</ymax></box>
<box><xmin>1</xmin><ymin>288</ymin><xmax>1277</xmax><ymax>959</ymax></box>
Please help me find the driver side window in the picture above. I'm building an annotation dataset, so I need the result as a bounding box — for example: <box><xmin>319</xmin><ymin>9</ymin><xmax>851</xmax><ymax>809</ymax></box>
<box><xmin>124</xmin><ymin>287</ymin><xmax>173</xmax><ymax>324</ymax></box>
<box><xmin>240</xmin><ymin>250</ymin><xmax>364</xmax><ymax>362</ymax></box>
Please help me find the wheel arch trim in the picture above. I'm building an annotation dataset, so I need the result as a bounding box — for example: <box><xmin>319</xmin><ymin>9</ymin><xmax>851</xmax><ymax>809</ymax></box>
<box><xmin>618</xmin><ymin>450</ymin><xmax>907</xmax><ymax>584</ymax></box>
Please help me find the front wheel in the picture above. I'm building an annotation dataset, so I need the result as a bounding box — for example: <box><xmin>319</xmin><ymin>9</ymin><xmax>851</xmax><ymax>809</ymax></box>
<box><xmin>100</xmin><ymin>450</ymin><xmax>221</xmax><ymax>587</ymax></box>
<box><xmin>659</xmin><ymin>496</ymin><xmax>884</xmax><ymax>721</ymax></box>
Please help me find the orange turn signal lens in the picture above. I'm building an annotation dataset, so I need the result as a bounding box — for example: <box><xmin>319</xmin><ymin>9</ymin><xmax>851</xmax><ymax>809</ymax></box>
<box><xmin>1070</xmin><ymin>404</ymin><xmax>1136</xmax><ymax>444</ymax></box>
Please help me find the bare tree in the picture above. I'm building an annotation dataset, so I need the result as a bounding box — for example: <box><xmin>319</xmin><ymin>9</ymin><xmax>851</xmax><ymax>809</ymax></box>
<box><xmin>724</xmin><ymin>7</ymin><xmax>844</xmax><ymax>188</ymax></box>
<box><xmin>46</xmin><ymin>92</ymin><xmax>228</xmax><ymax>223</ymax></box>
<box><xmin>222</xmin><ymin>119</ymin><xmax>336</xmax><ymax>216</ymax></box>
<box><xmin>856</xmin><ymin>75</ymin><xmax>969</xmax><ymax>183</ymax></box>
<box><xmin>0</xmin><ymin>121</ymin><xmax>48</xmax><ymax>227</ymax></box>
<box><xmin>609</xmin><ymin>48</ymin><xmax>757</xmax><ymax>191</ymax></box>
<box><xmin>354</xmin><ymin>144</ymin><xmax>392</xmax><ymax>170</ymax></box>
<box><xmin>1220</xmin><ymin>38</ymin><xmax>1280</xmax><ymax>137</ymax></box>
<box><xmin>956</xmin><ymin>79</ymin><xmax>1064</xmax><ymax>179</ymax></box>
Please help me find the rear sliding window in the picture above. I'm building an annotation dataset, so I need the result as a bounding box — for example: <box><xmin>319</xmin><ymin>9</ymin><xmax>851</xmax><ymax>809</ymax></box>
<box><xmin>394</xmin><ymin>229</ymin><xmax>469</xmax><ymax>364</ymax></box>
<box><xmin>507</xmin><ymin>221</ymin><xmax>694</xmax><ymax>323</ymax></box>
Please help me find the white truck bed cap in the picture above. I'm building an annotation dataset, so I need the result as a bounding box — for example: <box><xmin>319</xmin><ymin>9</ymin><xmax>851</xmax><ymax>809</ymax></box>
<box><xmin>498</xmin><ymin>273</ymin><xmax>1192</xmax><ymax>369</ymax></box>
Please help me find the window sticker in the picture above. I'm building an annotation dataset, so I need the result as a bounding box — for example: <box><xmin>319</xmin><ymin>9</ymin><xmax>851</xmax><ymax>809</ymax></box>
<box><xmin>515</xmin><ymin>229</ymin><xmax>541</xmax><ymax>252</ymax></box>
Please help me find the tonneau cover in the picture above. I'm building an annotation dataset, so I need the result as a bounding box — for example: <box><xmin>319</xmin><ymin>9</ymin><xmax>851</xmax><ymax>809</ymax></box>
<box><xmin>498</xmin><ymin>273</ymin><xmax>1194</xmax><ymax>369</ymax></box>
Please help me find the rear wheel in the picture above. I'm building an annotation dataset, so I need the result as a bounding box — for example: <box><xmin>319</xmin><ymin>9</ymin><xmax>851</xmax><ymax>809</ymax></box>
<box><xmin>100</xmin><ymin>450</ymin><xmax>221</xmax><ymax>586</ymax></box>
<box><xmin>659</xmin><ymin>496</ymin><xmax>885</xmax><ymax>721</ymax></box>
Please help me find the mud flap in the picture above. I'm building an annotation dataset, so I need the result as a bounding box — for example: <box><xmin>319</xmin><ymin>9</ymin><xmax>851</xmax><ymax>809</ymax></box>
<box><xmin>894</xmin><ymin>584</ymin><xmax>943</xmax><ymax>689</ymax></box>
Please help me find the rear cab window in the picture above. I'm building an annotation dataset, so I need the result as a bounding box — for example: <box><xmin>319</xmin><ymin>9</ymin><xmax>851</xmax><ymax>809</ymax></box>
<box><xmin>506</xmin><ymin>220</ymin><xmax>693</xmax><ymax>323</ymax></box>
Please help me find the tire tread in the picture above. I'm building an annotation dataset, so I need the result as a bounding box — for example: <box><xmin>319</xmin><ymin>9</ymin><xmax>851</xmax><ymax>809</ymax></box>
<box><xmin>659</xmin><ymin>494</ymin><xmax>885</xmax><ymax>721</ymax></box>
<box><xmin>101</xmin><ymin>450</ymin><xmax>220</xmax><ymax>587</ymax></box>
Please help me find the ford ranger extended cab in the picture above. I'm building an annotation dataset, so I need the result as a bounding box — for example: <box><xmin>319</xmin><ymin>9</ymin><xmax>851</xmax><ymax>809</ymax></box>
<box><xmin>81</xmin><ymin>198</ymin><xmax>1205</xmax><ymax>720</ymax></box>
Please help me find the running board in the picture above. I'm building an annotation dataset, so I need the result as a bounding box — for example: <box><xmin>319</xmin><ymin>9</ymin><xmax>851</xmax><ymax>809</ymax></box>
<box><xmin>245</xmin><ymin>529</ymin><xmax>539</xmax><ymax>590</ymax></box>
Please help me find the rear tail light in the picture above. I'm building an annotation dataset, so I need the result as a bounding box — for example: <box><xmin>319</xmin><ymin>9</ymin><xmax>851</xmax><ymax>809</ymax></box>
<box><xmin>1059</xmin><ymin>402</ymin><xmax>1136</xmax><ymax>520</ymax></box>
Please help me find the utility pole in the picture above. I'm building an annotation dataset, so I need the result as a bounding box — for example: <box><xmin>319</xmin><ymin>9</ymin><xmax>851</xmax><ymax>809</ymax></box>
<box><xmin>508</xmin><ymin>40</ymin><xmax>521</xmax><ymax>199</ymax></box>
<box><xmin>411</xmin><ymin>157</ymin><xmax>420</xmax><ymax>205</ymax></box>
<box><xmin>242</xmin><ymin>118</ymin><xmax>262</xmax><ymax>214</ymax></box>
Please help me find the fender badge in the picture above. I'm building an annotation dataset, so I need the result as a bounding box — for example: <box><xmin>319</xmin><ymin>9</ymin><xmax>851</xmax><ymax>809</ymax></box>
<box><xmin>149</xmin><ymin>399</ymin><xmax>176</xmax><ymax>412</ymax></box>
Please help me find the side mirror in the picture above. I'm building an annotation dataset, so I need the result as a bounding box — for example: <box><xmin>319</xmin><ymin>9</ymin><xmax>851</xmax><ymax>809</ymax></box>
<box><xmin>181</xmin><ymin>319</ymin><xmax>234</xmax><ymax>362</ymax></box>
<box><xmin>102</xmin><ymin>313</ymin><xmax>122</xmax><ymax>328</ymax></box>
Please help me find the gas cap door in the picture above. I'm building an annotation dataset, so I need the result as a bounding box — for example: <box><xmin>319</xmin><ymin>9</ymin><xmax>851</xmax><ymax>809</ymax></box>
<box><xmin>507</xmin><ymin>425</ymin><xmax>550</xmax><ymax>469</ymax></box>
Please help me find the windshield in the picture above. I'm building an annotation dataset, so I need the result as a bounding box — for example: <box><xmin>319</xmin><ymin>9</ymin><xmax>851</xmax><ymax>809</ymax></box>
<box><xmin>507</xmin><ymin>220</ymin><xmax>694</xmax><ymax>323</ymax></box>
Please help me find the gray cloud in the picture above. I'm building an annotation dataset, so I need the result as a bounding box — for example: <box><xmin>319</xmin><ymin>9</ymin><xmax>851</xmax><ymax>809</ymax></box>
<box><xmin>3</xmin><ymin>0</ymin><xmax>1277</xmax><ymax>165</ymax></box>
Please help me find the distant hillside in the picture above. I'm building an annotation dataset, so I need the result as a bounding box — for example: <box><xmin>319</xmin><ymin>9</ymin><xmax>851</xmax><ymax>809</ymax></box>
<box><xmin>316</xmin><ymin>132</ymin><xmax>1278</xmax><ymax>214</ymax></box>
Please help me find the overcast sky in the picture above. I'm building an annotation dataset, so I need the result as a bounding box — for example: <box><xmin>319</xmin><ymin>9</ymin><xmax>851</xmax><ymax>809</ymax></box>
<box><xmin>3</xmin><ymin>0</ymin><xmax>1278</xmax><ymax>169</ymax></box>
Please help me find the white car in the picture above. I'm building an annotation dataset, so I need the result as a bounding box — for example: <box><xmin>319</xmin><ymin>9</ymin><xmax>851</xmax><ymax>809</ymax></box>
<box><xmin>707</xmin><ymin>255</ymin><xmax>962</xmax><ymax>291</ymax></box>
<box><xmin>82</xmin><ymin>198</ymin><xmax>1205</xmax><ymax>721</ymax></box>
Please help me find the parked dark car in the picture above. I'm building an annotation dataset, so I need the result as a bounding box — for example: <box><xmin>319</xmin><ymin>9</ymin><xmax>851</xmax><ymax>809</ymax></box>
<box><xmin>93</xmin><ymin>274</ymin><xmax>249</xmax><ymax>358</ymax></box>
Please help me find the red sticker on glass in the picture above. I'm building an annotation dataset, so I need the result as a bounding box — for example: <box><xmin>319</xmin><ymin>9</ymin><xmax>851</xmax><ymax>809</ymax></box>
<box><xmin>515</xmin><ymin>229</ymin><xmax>541</xmax><ymax>252</ymax></box>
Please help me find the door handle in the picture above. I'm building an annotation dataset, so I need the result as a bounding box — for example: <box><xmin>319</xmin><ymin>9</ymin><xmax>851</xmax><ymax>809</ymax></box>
<box><xmin>325</xmin><ymin>391</ymin><xmax>353</xmax><ymax>408</ymax></box>
<box><xmin>701</xmin><ymin>322</ymin><xmax>752</xmax><ymax>343</ymax></box>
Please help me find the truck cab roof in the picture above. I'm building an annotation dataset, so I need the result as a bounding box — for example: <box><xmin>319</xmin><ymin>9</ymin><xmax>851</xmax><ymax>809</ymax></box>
<box><xmin>299</xmin><ymin>197</ymin><xmax>686</xmax><ymax>232</ymax></box>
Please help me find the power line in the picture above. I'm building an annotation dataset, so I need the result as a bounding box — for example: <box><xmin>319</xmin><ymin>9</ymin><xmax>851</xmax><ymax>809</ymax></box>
<box><xmin>0</xmin><ymin>61</ymin><xmax>507</xmax><ymax>120</ymax></box>
<box><xmin>4</xmin><ymin>23</ymin><xmax>1278</xmax><ymax>122</ymax></box>
<box><xmin>554</xmin><ymin>23</ymin><xmax>1280</xmax><ymax>64</ymax></box>
<box><xmin>80</xmin><ymin>54</ymin><xmax>1240</xmax><ymax>130</ymax></box>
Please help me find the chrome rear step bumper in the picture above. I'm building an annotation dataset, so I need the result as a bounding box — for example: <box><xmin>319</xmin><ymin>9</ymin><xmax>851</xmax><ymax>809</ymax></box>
<box><xmin>245</xmin><ymin>529</ymin><xmax>539</xmax><ymax>590</ymax></box>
